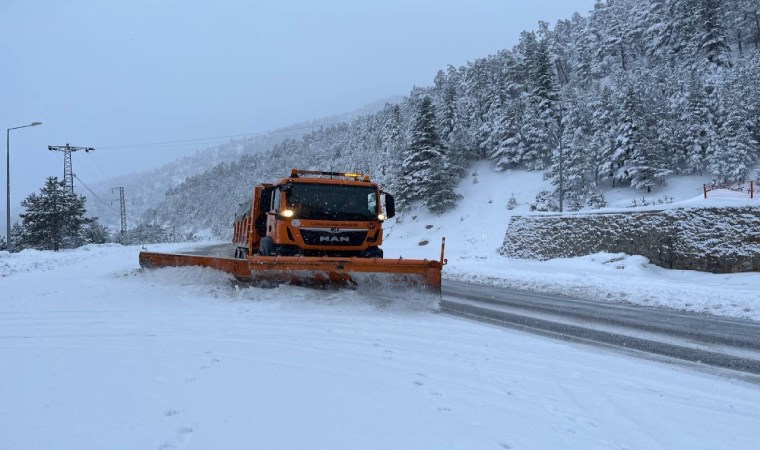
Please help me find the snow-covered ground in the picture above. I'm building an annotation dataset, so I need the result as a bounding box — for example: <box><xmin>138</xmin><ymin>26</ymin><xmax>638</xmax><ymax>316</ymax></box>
<box><xmin>384</xmin><ymin>161</ymin><xmax>760</xmax><ymax>321</ymax></box>
<box><xmin>2</xmin><ymin>164</ymin><xmax>759</xmax><ymax>449</ymax></box>
<box><xmin>2</xmin><ymin>243</ymin><xmax>760</xmax><ymax>449</ymax></box>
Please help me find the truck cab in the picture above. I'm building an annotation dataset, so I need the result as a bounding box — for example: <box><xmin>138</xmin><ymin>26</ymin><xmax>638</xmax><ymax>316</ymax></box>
<box><xmin>234</xmin><ymin>169</ymin><xmax>395</xmax><ymax>258</ymax></box>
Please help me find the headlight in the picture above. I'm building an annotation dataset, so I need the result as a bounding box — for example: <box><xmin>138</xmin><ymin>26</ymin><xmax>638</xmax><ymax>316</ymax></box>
<box><xmin>281</xmin><ymin>209</ymin><xmax>295</xmax><ymax>218</ymax></box>
<box><xmin>377</xmin><ymin>213</ymin><xmax>387</xmax><ymax>221</ymax></box>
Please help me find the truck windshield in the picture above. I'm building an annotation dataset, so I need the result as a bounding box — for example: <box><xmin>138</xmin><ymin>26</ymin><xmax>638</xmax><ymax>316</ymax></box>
<box><xmin>285</xmin><ymin>183</ymin><xmax>378</xmax><ymax>221</ymax></box>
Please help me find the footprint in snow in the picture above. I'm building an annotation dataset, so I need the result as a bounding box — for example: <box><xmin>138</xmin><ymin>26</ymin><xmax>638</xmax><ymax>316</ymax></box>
<box><xmin>201</xmin><ymin>357</ymin><xmax>221</xmax><ymax>370</ymax></box>
<box><xmin>158</xmin><ymin>426</ymin><xmax>194</xmax><ymax>450</ymax></box>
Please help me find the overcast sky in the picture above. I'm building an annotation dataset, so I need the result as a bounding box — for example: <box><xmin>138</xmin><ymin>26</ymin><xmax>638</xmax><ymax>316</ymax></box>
<box><xmin>2</xmin><ymin>0</ymin><xmax>596</xmax><ymax>236</ymax></box>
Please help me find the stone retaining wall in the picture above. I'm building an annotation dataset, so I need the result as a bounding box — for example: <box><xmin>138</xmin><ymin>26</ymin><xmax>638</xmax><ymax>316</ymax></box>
<box><xmin>500</xmin><ymin>207</ymin><xmax>760</xmax><ymax>273</ymax></box>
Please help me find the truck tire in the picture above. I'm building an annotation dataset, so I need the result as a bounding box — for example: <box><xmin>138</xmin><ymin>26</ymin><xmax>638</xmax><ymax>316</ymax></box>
<box><xmin>259</xmin><ymin>236</ymin><xmax>275</xmax><ymax>256</ymax></box>
<box><xmin>361</xmin><ymin>247</ymin><xmax>383</xmax><ymax>258</ymax></box>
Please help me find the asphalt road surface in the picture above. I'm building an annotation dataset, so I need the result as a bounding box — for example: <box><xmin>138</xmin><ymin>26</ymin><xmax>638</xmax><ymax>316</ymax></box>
<box><xmin>177</xmin><ymin>243</ymin><xmax>760</xmax><ymax>380</ymax></box>
<box><xmin>443</xmin><ymin>280</ymin><xmax>760</xmax><ymax>381</ymax></box>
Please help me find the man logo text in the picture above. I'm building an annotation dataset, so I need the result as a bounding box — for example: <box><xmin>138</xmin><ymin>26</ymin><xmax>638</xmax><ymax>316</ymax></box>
<box><xmin>320</xmin><ymin>236</ymin><xmax>350</xmax><ymax>243</ymax></box>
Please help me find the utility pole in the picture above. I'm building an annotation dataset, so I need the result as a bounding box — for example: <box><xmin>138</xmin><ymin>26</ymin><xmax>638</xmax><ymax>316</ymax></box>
<box><xmin>47</xmin><ymin>144</ymin><xmax>95</xmax><ymax>194</ymax></box>
<box><xmin>557</xmin><ymin>101</ymin><xmax>565</xmax><ymax>213</ymax></box>
<box><xmin>6</xmin><ymin>122</ymin><xmax>42</xmax><ymax>251</ymax></box>
<box><xmin>559</xmin><ymin>135</ymin><xmax>564</xmax><ymax>213</ymax></box>
<box><xmin>112</xmin><ymin>187</ymin><xmax>127</xmax><ymax>241</ymax></box>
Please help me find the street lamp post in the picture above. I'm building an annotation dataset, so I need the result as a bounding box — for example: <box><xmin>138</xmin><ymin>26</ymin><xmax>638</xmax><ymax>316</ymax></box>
<box><xmin>6</xmin><ymin>122</ymin><xmax>42</xmax><ymax>252</ymax></box>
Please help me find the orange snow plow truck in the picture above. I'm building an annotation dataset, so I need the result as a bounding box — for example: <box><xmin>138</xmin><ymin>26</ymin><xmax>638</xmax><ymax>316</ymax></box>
<box><xmin>139</xmin><ymin>169</ymin><xmax>445</xmax><ymax>293</ymax></box>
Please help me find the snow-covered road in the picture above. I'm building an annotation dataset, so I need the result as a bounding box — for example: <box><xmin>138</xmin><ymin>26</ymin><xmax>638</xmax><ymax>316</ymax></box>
<box><xmin>2</xmin><ymin>244</ymin><xmax>760</xmax><ymax>449</ymax></box>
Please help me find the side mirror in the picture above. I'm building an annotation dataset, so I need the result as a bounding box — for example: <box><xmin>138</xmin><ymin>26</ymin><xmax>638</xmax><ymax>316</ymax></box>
<box><xmin>384</xmin><ymin>193</ymin><xmax>396</xmax><ymax>219</ymax></box>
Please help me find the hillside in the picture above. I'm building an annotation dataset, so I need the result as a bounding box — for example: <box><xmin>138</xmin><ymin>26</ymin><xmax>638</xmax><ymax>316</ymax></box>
<box><xmin>139</xmin><ymin>0</ymin><xmax>759</xmax><ymax>238</ymax></box>
<box><xmin>382</xmin><ymin>160</ymin><xmax>760</xmax><ymax>320</ymax></box>
<box><xmin>85</xmin><ymin>96</ymin><xmax>402</xmax><ymax>229</ymax></box>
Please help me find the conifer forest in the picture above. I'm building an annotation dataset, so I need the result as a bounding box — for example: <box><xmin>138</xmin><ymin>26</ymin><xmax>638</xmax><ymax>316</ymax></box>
<box><xmin>152</xmin><ymin>0</ymin><xmax>760</xmax><ymax>237</ymax></box>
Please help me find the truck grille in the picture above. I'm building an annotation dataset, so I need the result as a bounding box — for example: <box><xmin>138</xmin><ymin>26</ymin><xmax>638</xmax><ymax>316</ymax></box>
<box><xmin>300</xmin><ymin>229</ymin><xmax>368</xmax><ymax>246</ymax></box>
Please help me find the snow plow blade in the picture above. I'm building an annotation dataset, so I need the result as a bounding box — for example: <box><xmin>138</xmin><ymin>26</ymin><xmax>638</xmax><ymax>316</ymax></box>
<box><xmin>138</xmin><ymin>252</ymin><xmax>443</xmax><ymax>294</ymax></box>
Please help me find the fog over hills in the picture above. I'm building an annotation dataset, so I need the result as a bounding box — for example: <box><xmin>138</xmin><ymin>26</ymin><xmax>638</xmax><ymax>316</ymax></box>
<box><xmin>87</xmin><ymin>96</ymin><xmax>402</xmax><ymax>229</ymax></box>
<box><xmin>89</xmin><ymin>0</ymin><xmax>760</xmax><ymax>241</ymax></box>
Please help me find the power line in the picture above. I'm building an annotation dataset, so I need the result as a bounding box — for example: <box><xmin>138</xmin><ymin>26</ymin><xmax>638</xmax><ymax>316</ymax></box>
<box><xmin>46</xmin><ymin>150</ymin><xmax>116</xmax><ymax>212</ymax></box>
<box><xmin>95</xmin><ymin>124</ymin><xmax>322</xmax><ymax>151</ymax></box>
<box><xmin>89</xmin><ymin>153</ymin><xmax>113</xmax><ymax>180</ymax></box>
<box><xmin>72</xmin><ymin>173</ymin><xmax>119</xmax><ymax>213</ymax></box>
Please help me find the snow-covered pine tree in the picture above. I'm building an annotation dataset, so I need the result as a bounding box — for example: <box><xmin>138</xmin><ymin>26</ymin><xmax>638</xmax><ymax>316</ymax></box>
<box><xmin>489</xmin><ymin>96</ymin><xmax>525</xmax><ymax>170</ymax></box>
<box><xmin>434</xmin><ymin>69</ymin><xmax>457</xmax><ymax>145</ymax></box>
<box><xmin>698</xmin><ymin>0</ymin><xmax>732</xmax><ymax>68</ymax></box>
<box><xmin>513</xmin><ymin>30</ymin><xmax>538</xmax><ymax>95</ymax></box>
<box><xmin>488</xmin><ymin>51</ymin><xmax>529</xmax><ymax>169</ymax></box>
<box><xmin>635</xmin><ymin>69</ymin><xmax>677</xmax><ymax>188</ymax></box>
<box><xmin>567</xmin><ymin>12</ymin><xmax>594</xmax><ymax>86</ymax></box>
<box><xmin>614</xmin><ymin>77</ymin><xmax>673</xmax><ymax>192</ymax></box>
<box><xmin>459</xmin><ymin>58</ymin><xmax>494</xmax><ymax>160</ymax></box>
<box><xmin>728</xmin><ymin>0</ymin><xmax>760</xmax><ymax>55</ymax></box>
<box><xmin>594</xmin><ymin>0</ymin><xmax>639</xmax><ymax>73</ymax></box>
<box><xmin>591</xmin><ymin>85</ymin><xmax>619</xmax><ymax>184</ymax></box>
<box><xmin>9</xmin><ymin>223</ymin><xmax>26</xmax><ymax>252</ymax></box>
<box><xmin>709</xmin><ymin>89</ymin><xmax>755</xmax><ymax>182</ymax></box>
<box><xmin>399</xmin><ymin>95</ymin><xmax>459</xmax><ymax>213</ymax></box>
<box><xmin>128</xmin><ymin>222</ymin><xmax>169</xmax><ymax>245</ymax></box>
<box><xmin>378</xmin><ymin>103</ymin><xmax>405</xmax><ymax>191</ymax></box>
<box><xmin>433</xmin><ymin>66</ymin><xmax>468</xmax><ymax>179</ymax></box>
<box><xmin>681</xmin><ymin>75</ymin><xmax>717</xmax><ymax>175</ymax></box>
<box><xmin>522</xmin><ymin>27</ymin><xmax>560</xmax><ymax>170</ymax></box>
<box><xmin>550</xmin><ymin>18</ymin><xmax>574</xmax><ymax>85</ymax></box>
<box><xmin>628</xmin><ymin>117</ymin><xmax>673</xmax><ymax>193</ymax></box>
<box><xmin>478</xmin><ymin>85</ymin><xmax>501</xmax><ymax>163</ymax></box>
<box><xmin>613</xmin><ymin>85</ymin><xmax>647</xmax><ymax>187</ymax></box>
<box><xmin>641</xmin><ymin>0</ymin><xmax>671</xmax><ymax>61</ymax></box>
<box><xmin>711</xmin><ymin>108</ymin><xmax>753</xmax><ymax>182</ymax></box>
<box><xmin>82</xmin><ymin>221</ymin><xmax>111</xmax><ymax>245</ymax></box>
<box><xmin>665</xmin><ymin>0</ymin><xmax>700</xmax><ymax>58</ymax></box>
<box><xmin>425</xmin><ymin>154</ymin><xmax>462</xmax><ymax>214</ymax></box>
<box><xmin>19</xmin><ymin>177</ymin><xmax>94</xmax><ymax>251</ymax></box>
<box><xmin>732</xmin><ymin>54</ymin><xmax>760</xmax><ymax>153</ymax></box>
<box><xmin>0</xmin><ymin>234</ymin><xmax>6</xmax><ymax>251</ymax></box>
<box><xmin>550</xmin><ymin>90</ymin><xmax>595</xmax><ymax>202</ymax></box>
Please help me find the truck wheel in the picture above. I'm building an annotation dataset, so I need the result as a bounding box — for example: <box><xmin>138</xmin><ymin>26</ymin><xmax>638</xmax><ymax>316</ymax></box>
<box><xmin>362</xmin><ymin>247</ymin><xmax>383</xmax><ymax>258</ymax></box>
<box><xmin>259</xmin><ymin>237</ymin><xmax>275</xmax><ymax>256</ymax></box>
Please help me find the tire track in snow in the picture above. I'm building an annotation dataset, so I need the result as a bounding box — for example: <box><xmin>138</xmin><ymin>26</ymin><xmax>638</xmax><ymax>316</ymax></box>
<box><xmin>442</xmin><ymin>280</ymin><xmax>760</xmax><ymax>380</ymax></box>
